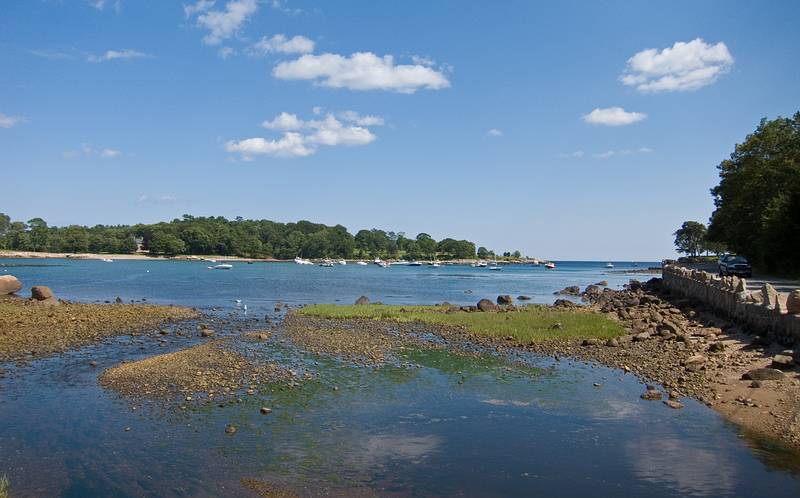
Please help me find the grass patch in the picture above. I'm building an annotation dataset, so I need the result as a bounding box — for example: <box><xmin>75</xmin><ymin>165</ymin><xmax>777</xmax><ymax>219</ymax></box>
<box><xmin>0</xmin><ymin>474</ymin><xmax>9</xmax><ymax>498</ymax></box>
<box><xmin>296</xmin><ymin>304</ymin><xmax>624</xmax><ymax>343</ymax></box>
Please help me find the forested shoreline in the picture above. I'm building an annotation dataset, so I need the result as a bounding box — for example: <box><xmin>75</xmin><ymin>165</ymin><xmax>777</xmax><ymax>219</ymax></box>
<box><xmin>0</xmin><ymin>214</ymin><xmax>502</xmax><ymax>260</ymax></box>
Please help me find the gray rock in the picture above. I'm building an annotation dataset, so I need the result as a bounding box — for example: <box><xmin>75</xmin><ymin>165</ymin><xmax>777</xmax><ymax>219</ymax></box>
<box><xmin>354</xmin><ymin>295</ymin><xmax>370</xmax><ymax>305</ymax></box>
<box><xmin>761</xmin><ymin>283</ymin><xmax>779</xmax><ymax>309</ymax></box>
<box><xmin>31</xmin><ymin>285</ymin><xmax>54</xmax><ymax>301</ymax></box>
<box><xmin>581</xmin><ymin>338</ymin><xmax>600</xmax><ymax>346</ymax></box>
<box><xmin>497</xmin><ymin>295</ymin><xmax>513</xmax><ymax>305</ymax></box>
<box><xmin>0</xmin><ymin>275</ymin><xmax>22</xmax><ymax>295</ymax></box>
<box><xmin>787</xmin><ymin>290</ymin><xmax>800</xmax><ymax>315</ymax></box>
<box><xmin>683</xmin><ymin>354</ymin><xmax>707</xmax><ymax>372</ymax></box>
<box><xmin>772</xmin><ymin>354</ymin><xmax>794</xmax><ymax>370</ymax></box>
<box><xmin>663</xmin><ymin>399</ymin><xmax>684</xmax><ymax>409</ymax></box>
<box><xmin>641</xmin><ymin>386</ymin><xmax>662</xmax><ymax>400</ymax></box>
<box><xmin>605</xmin><ymin>338</ymin><xmax>620</xmax><ymax>347</ymax></box>
<box><xmin>555</xmin><ymin>285</ymin><xmax>581</xmax><ymax>296</ymax></box>
<box><xmin>477</xmin><ymin>299</ymin><xmax>498</xmax><ymax>312</ymax></box>
<box><xmin>633</xmin><ymin>332</ymin><xmax>651</xmax><ymax>342</ymax></box>
<box><xmin>517</xmin><ymin>295</ymin><xmax>532</xmax><ymax>301</ymax></box>
<box><xmin>741</xmin><ymin>368</ymin><xmax>785</xmax><ymax>381</ymax></box>
<box><xmin>594</xmin><ymin>280</ymin><xmax>609</xmax><ymax>287</ymax></box>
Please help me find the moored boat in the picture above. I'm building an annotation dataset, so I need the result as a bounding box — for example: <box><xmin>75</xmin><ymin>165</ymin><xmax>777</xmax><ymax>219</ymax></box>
<box><xmin>209</xmin><ymin>263</ymin><xmax>233</xmax><ymax>270</ymax></box>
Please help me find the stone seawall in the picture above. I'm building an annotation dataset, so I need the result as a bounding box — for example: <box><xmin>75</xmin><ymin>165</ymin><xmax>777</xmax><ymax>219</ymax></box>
<box><xmin>662</xmin><ymin>265</ymin><xmax>800</xmax><ymax>346</ymax></box>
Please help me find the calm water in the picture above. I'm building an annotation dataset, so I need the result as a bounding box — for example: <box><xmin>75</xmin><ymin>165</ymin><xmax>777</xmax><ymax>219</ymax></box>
<box><xmin>1</xmin><ymin>258</ymin><xmax>799</xmax><ymax>497</ymax></box>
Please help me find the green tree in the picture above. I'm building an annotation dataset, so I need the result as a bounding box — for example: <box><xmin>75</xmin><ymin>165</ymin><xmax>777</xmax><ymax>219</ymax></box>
<box><xmin>477</xmin><ymin>246</ymin><xmax>490</xmax><ymax>259</ymax></box>
<box><xmin>708</xmin><ymin>112</ymin><xmax>800</xmax><ymax>273</ymax></box>
<box><xmin>673</xmin><ymin>221</ymin><xmax>707</xmax><ymax>257</ymax></box>
<box><xmin>60</xmin><ymin>225</ymin><xmax>89</xmax><ymax>253</ymax></box>
<box><xmin>415</xmin><ymin>233</ymin><xmax>436</xmax><ymax>258</ymax></box>
<box><xmin>148</xmin><ymin>231</ymin><xmax>186</xmax><ymax>255</ymax></box>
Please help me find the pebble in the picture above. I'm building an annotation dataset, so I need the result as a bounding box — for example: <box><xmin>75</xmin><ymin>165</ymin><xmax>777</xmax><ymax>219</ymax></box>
<box><xmin>260</xmin><ymin>407</ymin><xmax>272</xmax><ymax>415</ymax></box>
<box><xmin>225</xmin><ymin>424</ymin><xmax>237</xmax><ymax>435</ymax></box>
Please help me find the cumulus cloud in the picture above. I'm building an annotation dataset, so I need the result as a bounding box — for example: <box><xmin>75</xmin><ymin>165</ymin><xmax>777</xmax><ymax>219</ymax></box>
<box><xmin>248</xmin><ymin>34</ymin><xmax>315</xmax><ymax>56</ymax></box>
<box><xmin>87</xmin><ymin>49</ymin><xmax>149</xmax><ymax>62</ymax></box>
<box><xmin>621</xmin><ymin>38</ymin><xmax>734</xmax><ymax>93</ymax></box>
<box><xmin>89</xmin><ymin>0</ymin><xmax>121</xmax><ymax>11</ymax></box>
<box><xmin>582</xmin><ymin>107</ymin><xmax>647</xmax><ymax>126</ymax></box>
<box><xmin>0</xmin><ymin>113</ymin><xmax>25</xmax><ymax>129</ymax></box>
<box><xmin>183</xmin><ymin>0</ymin><xmax>215</xmax><ymax>17</ymax></box>
<box><xmin>195</xmin><ymin>0</ymin><xmax>257</xmax><ymax>45</ymax></box>
<box><xmin>217</xmin><ymin>46</ymin><xmax>236</xmax><ymax>59</ymax></box>
<box><xmin>592</xmin><ymin>147</ymin><xmax>653</xmax><ymax>159</ymax></box>
<box><xmin>273</xmin><ymin>52</ymin><xmax>451</xmax><ymax>93</ymax></box>
<box><xmin>339</xmin><ymin>110</ymin><xmax>384</xmax><ymax>127</ymax></box>
<box><xmin>487</xmin><ymin>128</ymin><xmax>503</xmax><ymax>137</ymax></box>
<box><xmin>227</xmin><ymin>111</ymin><xmax>380</xmax><ymax>159</ymax></box>
<box><xmin>559</xmin><ymin>150</ymin><xmax>584</xmax><ymax>159</ymax></box>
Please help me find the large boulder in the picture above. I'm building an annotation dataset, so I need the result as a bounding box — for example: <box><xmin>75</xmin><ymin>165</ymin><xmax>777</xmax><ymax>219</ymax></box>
<box><xmin>476</xmin><ymin>298</ymin><xmax>498</xmax><ymax>312</ymax></box>
<box><xmin>31</xmin><ymin>286</ymin><xmax>54</xmax><ymax>301</ymax></box>
<box><xmin>354</xmin><ymin>295</ymin><xmax>370</xmax><ymax>305</ymax></box>
<box><xmin>787</xmin><ymin>290</ymin><xmax>800</xmax><ymax>315</ymax></box>
<box><xmin>0</xmin><ymin>275</ymin><xmax>22</xmax><ymax>295</ymax></box>
<box><xmin>554</xmin><ymin>285</ymin><xmax>581</xmax><ymax>296</ymax></box>
<box><xmin>496</xmin><ymin>295</ymin><xmax>513</xmax><ymax>305</ymax></box>
<box><xmin>741</xmin><ymin>368</ymin><xmax>785</xmax><ymax>381</ymax></box>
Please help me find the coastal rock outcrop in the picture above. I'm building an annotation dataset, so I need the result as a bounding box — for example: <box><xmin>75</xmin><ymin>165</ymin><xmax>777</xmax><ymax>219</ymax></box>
<box><xmin>555</xmin><ymin>286</ymin><xmax>581</xmax><ymax>296</ymax></box>
<box><xmin>787</xmin><ymin>290</ymin><xmax>800</xmax><ymax>315</ymax></box>
<box><xmin>355</xmin><ymin>296</ymin><xmax>370</xmax><ymax>305</ymax></box>
<box><xmin>0</xmin><ymin>275</ymin><xmax>22</xmax><ymax>295</ymax></box>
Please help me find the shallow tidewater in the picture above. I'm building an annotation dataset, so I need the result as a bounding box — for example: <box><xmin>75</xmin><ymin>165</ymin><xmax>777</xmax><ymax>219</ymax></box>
<box><xmin>1</xmin><ymin>259</ymin><xmax>799</xmax><ymax>496</ymax></box>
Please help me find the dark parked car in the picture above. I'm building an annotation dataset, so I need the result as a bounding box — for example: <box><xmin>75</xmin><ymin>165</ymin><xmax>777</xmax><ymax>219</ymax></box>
<box><xmin>719</xmin><ymin>255</ymin><xmax>752</xmax><ymax>277</ymax></box>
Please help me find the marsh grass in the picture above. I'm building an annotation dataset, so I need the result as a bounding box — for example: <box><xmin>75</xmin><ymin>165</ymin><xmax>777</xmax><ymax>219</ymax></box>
<box><xmin>0</xmin><ymin>474</ymin><xmax>9</xmax><ymax>498</ymax></box>
<box><xmin>296</xmin><ymin>304</ymin><xmax>624</xmax><ymax>343</ymax></box>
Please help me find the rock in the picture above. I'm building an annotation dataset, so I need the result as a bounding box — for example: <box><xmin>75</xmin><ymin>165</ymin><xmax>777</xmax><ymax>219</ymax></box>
<box><xmin>761</xmin><ymin>283</ymin><xmax>779</xmax><ymax>309</ymax></box>
<box><xmin>663</xmin><ymin>399</ymin><xmax>684</xmax><ymax>409</ymax></box>
<box><xmin>581</xmin><ymin>338</ymin><xmax>599</xmax><ymax>346</ymax></box>
<box><xmin>787</xmin><ymin>290</ymin><xmax>800</xmax><ymax>315</ymax></box>
<box><xmin>583</xmin><ymin>285</ymin><xmax>601</xmax><ymax>296</ymax></box>
<box><xmin>605</xmin><ymin>338</ymin><xmax>620</xmax><ymax>347</ymax></box>
<box><xmin>553</xmin><ymin>299</ymin><xmax>579</xmax><ymax>308</ymax></box>
<box><xmin>497</xmin><ymin>295</ymin><xmax>513</xmax><ymax>305</ymax></box>
<box><xmin>641</xmin><ymin>386</ymin><xmax>662</xmax><ymax>400</ymax></box>
<box><xmin>115</xmin><ymin>296</ymin><xmax>123</xmax><ymax>304</ymax></box>
<box><xmin>256</xmin><ymin>333</ymin><xmax>270</xmax><ymax>341</ymax></box>
<box><xmin>683</xmin><ymin>355</ymin><xmax>707</xmax><ymax>372</ymax></box>
<box><xmin>708</xmin><ymin>342</ymin><xmax>726</xmax><ymax>353</ymax></box>
<box><xmin>594</xmin><ymin>280</ymin><xmax>609</xmax><ymax>287</ymax></box>
<box><xmin>354</xmin><ymin>295</ymin><xmax>370</xmax><ymax>305</ymax></box>
<box><xmin>225</xmin><ymin>424</ymin><xmax>237</xmax><ymax>435</ymax></box>
<box><xmin>555</xmin><ymin>285</ymin><xmax>581</xmax><ymax>296</ymax></box>
<box><xmin>772</xmin><ymin>354</ymin><xmax>794</xmax><ymax>370</ymax></box>
<box><xmin>633</xmin><ymin>332</ymin><xmax>651</xmax><ymax>342</ymax></box>
<box><xmin>0</xmin><ymin>275</ymin><xmax>22</xmax><ymax>295</ymax></box>
<box><xmin>477</xmin><ymin>299</ymin><xmax>498</xmax><ymax>312</ymax></box>
<box><xmin>750</xmin><ymin>380</ymin><xmax>762</xmax><ymax>388</ymax></box>
<box><xmin>741</xmin><ymin>368</ymin><xmax>785</xmax><ymax>381</ymax></box>
<box><xmin>260</xmin><ymin>407</ymin><xmax>272</xmax><ymax>415</ymax></box>
<box><xmin>551</xmin><ymin>322</ymin><xmax>563</xmax><ymax>330</ymax></box>
<box><xmin>201</xmin><ymin>329</ymin><xmax>215</xmax><ymax>337</ymax></box>
<box><xmin>517</xmin><ymin>295</ymin><xmax>532</xmax><ymax>301</ymax></box>
<box><xmin>31</xmin><ymin>286</ymin><xmax>54</xmax><ymax>301</ymax></box>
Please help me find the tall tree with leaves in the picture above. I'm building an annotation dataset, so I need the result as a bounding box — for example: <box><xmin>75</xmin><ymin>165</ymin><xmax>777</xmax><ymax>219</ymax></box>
<box><xmin>673</xmin><ymin>221</ymin><xmax>707</xmax><ymax>257</ymax></box>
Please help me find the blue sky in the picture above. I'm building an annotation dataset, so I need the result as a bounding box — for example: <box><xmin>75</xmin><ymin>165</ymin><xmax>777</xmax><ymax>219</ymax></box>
<box><xmin>1</xmin><ymin>0</ymin><xmax>798</xmax><ymax>260</ymax></box>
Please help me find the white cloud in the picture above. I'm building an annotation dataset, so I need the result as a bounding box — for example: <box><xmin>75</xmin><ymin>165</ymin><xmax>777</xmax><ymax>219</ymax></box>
<box><xmin>270</xmin><ymin>0</ymin><xmax>305</xmax><ymax>16</ymax></box>
<box><xmin>248</xmin><ymin>34</ymin><xmax>315</xmax><ymax>56</ymax></box>
<box><xmin>0</xmin><ymin>113</ymin><xmax>25</xmax><ymax>129</ymax></box>
<box><xmin>583</xmin><ymin>107</ymin><xmax>647</xmax><ymax>126</ymax></box>
<box><xmin>621</xmin><ymin>38</ymin><xmax>734</xmax><ymax>93</ymax></box>
<box><xmin>63</xmin><ymin>144</ymin><xmax>123</xmax><ymax>159</ymax></box>
<box><xmin>89</xmin><ymin>0</ymin><xmax>121</xmax><ymax>12</ymax></box>
<box><xmin>217</xmin><ymin>46</ymin><xmax>236</xmax><ymax>59</ymax></box>
<box><xmin>195</xmin><ymin>0</ymin><xmax>258</xmax><ymax>46</ymax></box>
<box><xmin>487</xmin><ymin>128</ymin><xmax>503</xmax><ymax>137</ymax></box>
<box><xmin>592</xmin><ymin>147</ymin><xmax>653</xmax><ymax>159</ymax></box>
<box><xmin>262</xmin><ymin>112</ymin><xmax>304</xmax><ymax>130</ymax></box>
<box><xmin>87</xmin><ymin>49</ymin><xmax>149</xmax><ymax>62</ymax></box>
<box><xmin>273</xmin><ymin>52</ymin><xmax>451</xmax><ymax>93</ymax></box>
<box><xmin>228</xmin><ymin>111</ymin><xmax>380</xmax><ymax>159</ymax></box>
<box><xmin>183</xmin><ymin>0</ymin><xmax>215</xmax><ymax>18</ymax></box>
<box><xmin>137</xmin><ymin>194</ymin><xmax>177</xmax><ymax>205</ymax></box>
<box><xmin>559</xmin><ymin>150</ymin><xmax>584</xmax><ymax>159</ymax></box>
<box><xmin>339</xmin><ymin>110</ymin><xmax>384</xmax><ymax>127</ymax></box>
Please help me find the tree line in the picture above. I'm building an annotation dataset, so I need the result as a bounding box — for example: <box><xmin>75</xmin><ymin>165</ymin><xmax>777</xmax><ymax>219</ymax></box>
<box><xmin>0</xmin><ymin>214</ymin><xmax>502</xmax><ymax>260</ymax></box>
<box><xmin>674</xmin><ymin>111</ymin><xmax>799</xmax><ymax>274</ymax></box>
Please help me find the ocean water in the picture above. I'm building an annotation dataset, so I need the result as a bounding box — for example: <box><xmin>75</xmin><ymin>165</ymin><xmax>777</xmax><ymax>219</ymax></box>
<box><xmin>1</xmin><ymin>258</ymin><xmax>799</xmax><ymax>497</ymax></box>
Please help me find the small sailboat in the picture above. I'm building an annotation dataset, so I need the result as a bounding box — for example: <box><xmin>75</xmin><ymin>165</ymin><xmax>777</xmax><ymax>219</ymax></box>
<box><xmin>209</xmin><ymin>263</ymin><xmax>233</xmax><ymax>270</ymax></box>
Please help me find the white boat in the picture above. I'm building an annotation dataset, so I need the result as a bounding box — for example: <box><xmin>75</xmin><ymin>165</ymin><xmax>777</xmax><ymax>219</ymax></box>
<box><xmin>294</xmin><ymin>256</ymin><xmax>313</xmax><ymax>265</ymax></box>
<box><xmin>476</xmin><ymin>260</ymin><xmax>488</xmax><ymax>268</ymax></box>
<box><xmin>431</xmin><ymin>261</ymin><xmax>441</xmax><ymax>267</ymax></box>
<box><xmin>209</xmin><ymin>264</ymin><xmax>232</xmax><ymax>270</ymax></box>
<box><xmin>101</xmin><ymin>258</ymin><xmax>113</xmax><ymax>263</ymax></box>
<box><xmin>319</xmin><ymin>261</ymin><xmax>334</xmax><ymax>267</ymax></box>
<box><xmin>488</xmin><ymin>260</ymin><xmax>501</xmax><ymax>271</ymax></box>
<box><xmin>544</xmin><ymin>262</ymin><xmax>556</xmax><ymax>269</ymax></box>
<box><xmin>373</xmin><ymin>258</ymin><xmax>383</xmax><ymax>266</ymax></box>
<box><xmin>356</xmin><ymin>261</ymin><xmax>368</xmax><ymax>266</ymax></box>
<box><xmin>378</xmin><ymin>261</ymin><xmax>389</xmax><ymax>268</ymax></box>
<box><xmin>605</xmin><ymin>262</ymin><xmax>614</xmax><ymax>268</ymax></box>
<box><xmin>408</xmin><ymin>261</ymin><xmax>422</xmax><ymax>266</ymax></box>
<box><xmin>338</xmin><ymin>260</ymin><xmax>347</xmax><ymax>265</ymax></box>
